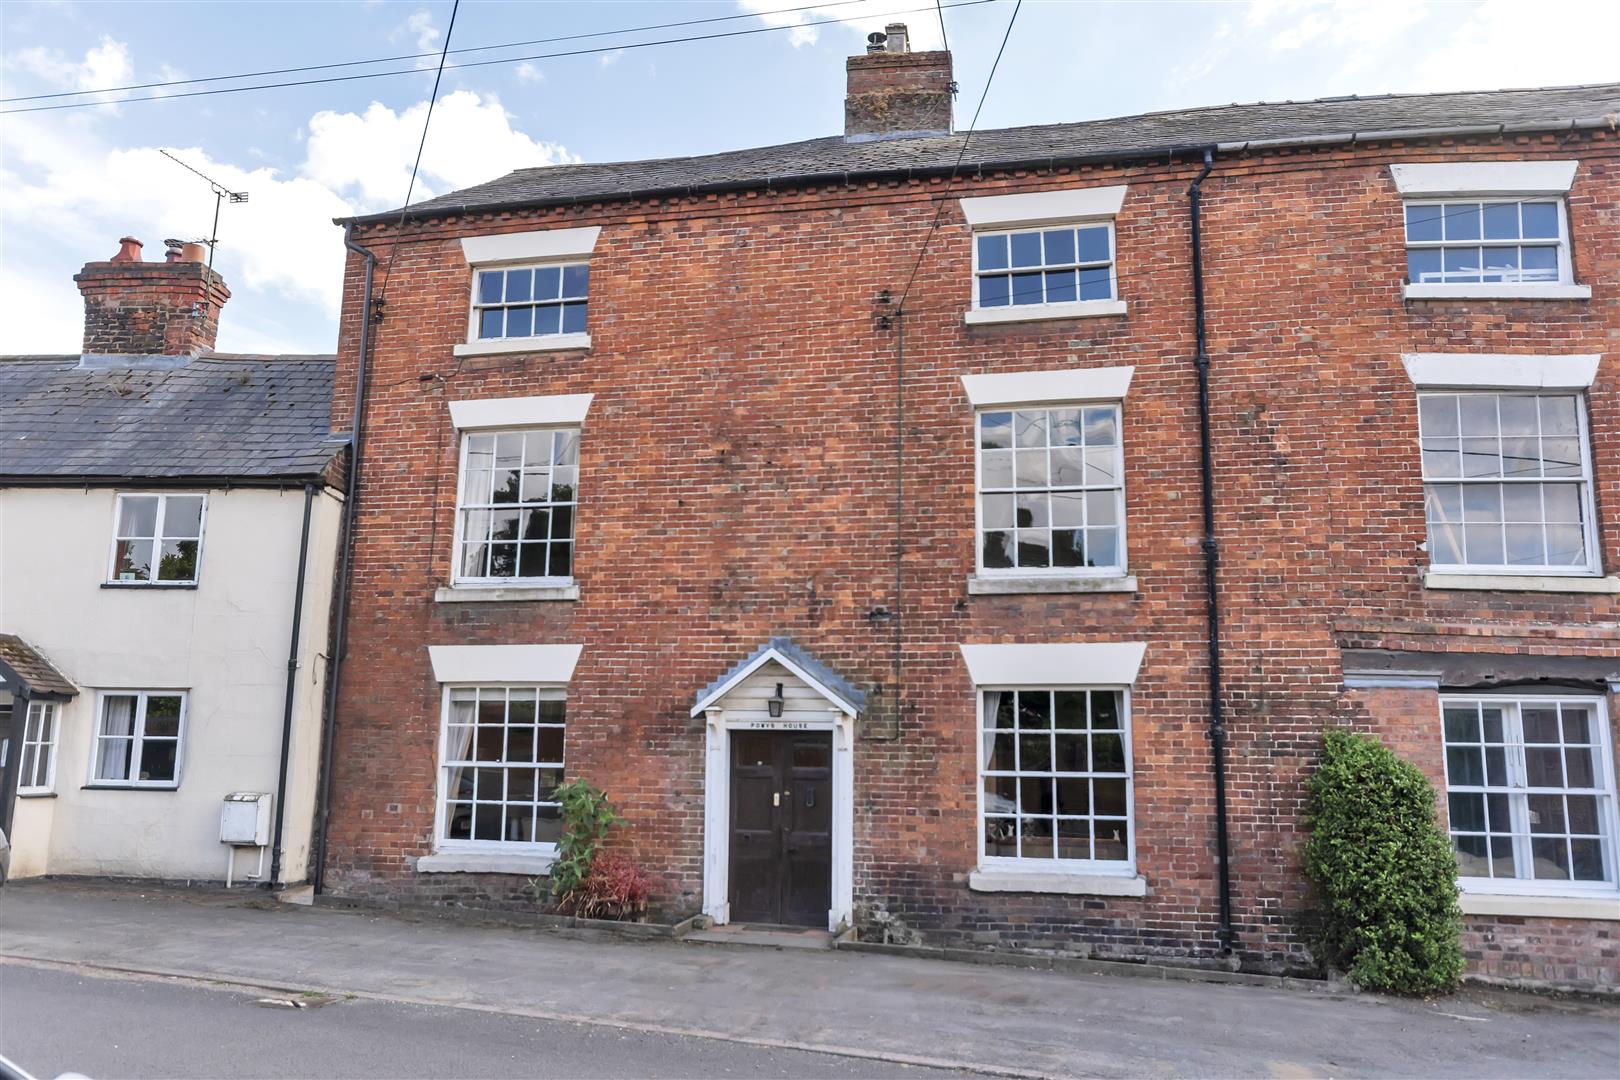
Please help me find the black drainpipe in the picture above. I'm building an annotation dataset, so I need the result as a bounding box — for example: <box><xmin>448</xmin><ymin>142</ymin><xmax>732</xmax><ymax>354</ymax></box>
<box><xmin>267</xmin><ymin>482</ymin><xmax>316</xmax><ymax>887</ymax></box>
<box><xmin>1189</xmin><ymin>147</ymin><xmax>1236</xmax><ymax>954</ymax></box>
<box><xmin>312</xmin><ymin>225</ymin><xmax>376</xmax><ymax>895</ymax></box>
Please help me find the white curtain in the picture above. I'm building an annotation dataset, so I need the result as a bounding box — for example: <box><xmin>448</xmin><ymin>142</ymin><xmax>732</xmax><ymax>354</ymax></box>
<box><xmin>982</xmin><ymin>691</ymin><xmax>1005</xmax><ymax>768</ymax></box>
<box><xmin>96</xmin><ymin>695</ymin><xmax>136</xmax><ymax>780</ymax></box>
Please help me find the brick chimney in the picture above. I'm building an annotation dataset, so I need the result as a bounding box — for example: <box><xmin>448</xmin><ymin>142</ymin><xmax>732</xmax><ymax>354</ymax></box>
<box><xmin>73</xmin><ymin>236</ymin><xmax>231</xmax><ymax>356</ymax></box>
<box><xmin>844</xmin><ymin>23</ymin><xmax>953</xmax><ymax>142</ymax></box>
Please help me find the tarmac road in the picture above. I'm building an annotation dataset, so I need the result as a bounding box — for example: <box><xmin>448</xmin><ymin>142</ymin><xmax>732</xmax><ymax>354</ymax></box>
<box><xmin>0</xmin><ymin>962</ymin><xmax>971</xmax><ymax>1080</ymax></box>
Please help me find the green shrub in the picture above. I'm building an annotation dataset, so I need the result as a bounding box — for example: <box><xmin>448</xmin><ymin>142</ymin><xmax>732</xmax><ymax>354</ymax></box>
<box><xmin>539</xmin><ymin>779</ymin><xmax>626</xmax><ymax>909</ymax></box>
<box><xmin>1303</xmin><ymin>728</ymin><xmax>1464</xmax><ymax>994</ymax></box>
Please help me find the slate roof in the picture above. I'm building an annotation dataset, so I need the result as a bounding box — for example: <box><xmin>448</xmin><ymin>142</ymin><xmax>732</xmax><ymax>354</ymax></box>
<box><xmin>0</xmin><ymin>634</ymin><xmax>77</xmax><ymax>699</ymax></box>
<box><xmin>691</xmin><ymin>637</ymin><xmax>867</xmax><ymax>716</ymax></box>
<box><xmin>352</xmin><ymin>83</ymin><xmax>1620</xmax><ymax>223</ymax></box>
<box><xmin>0</xmin><ymin>353</ymin><xmax>346</xmax><ymax>483</ymax></box>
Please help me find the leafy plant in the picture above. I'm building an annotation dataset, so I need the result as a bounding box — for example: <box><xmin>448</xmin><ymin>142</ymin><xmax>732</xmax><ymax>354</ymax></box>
<box><xmin>544</xmin><ymin>779</ymin><xmax>625</xmax><ymax>907</ymax></box>
<box><xmin>561</xmin><ymin>852</ymin><xmax>653</xmax><ymax>921</ymax></box>
<box><xmin>1303</xmin><ymin>728</ymin><xmax>1464</xmax><ymax>994</ymax></box>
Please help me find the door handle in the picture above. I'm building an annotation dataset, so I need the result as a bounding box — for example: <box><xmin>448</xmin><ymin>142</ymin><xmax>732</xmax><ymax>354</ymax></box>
<box><xmin>806</xmin><ymin>789</ymin><xmax>815</xmax><ymax>809</ymax></box>
<box><xmin>773</xmin><ymin>792</ymin><xmax>780</xmax><ymax>808</ymax></box>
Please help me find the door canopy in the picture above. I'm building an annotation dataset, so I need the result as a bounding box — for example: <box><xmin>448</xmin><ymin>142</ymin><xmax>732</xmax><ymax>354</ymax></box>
<box><xmin>690</xmin><ymin>637</ymin><xmax>865</xmax><ymax>718</ymax></box>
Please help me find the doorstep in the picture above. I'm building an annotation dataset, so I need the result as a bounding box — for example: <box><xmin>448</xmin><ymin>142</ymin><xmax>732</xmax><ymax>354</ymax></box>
<box><xmin>684</xmin><ymin>923</ymin><xmax>837</xmax><ymax>951</ymax></box>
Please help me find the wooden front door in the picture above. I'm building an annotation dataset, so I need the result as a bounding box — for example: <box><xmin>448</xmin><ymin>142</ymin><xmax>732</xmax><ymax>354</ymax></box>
<box><xmin>728</xmin><ymin>731</ymin><xmax>833</xmax><ymax>927</ymax></box>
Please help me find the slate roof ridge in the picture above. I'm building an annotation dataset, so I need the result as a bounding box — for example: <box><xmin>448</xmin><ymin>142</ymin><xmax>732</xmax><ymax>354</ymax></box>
<box><xmin>344</xmin><ymin>81</ymin><xmax>1620</xmax><ymax>225</ymax></box>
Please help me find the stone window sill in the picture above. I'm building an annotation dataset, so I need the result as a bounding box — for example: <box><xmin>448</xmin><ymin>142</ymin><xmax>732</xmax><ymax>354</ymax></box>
<box><xmin>17</xmin><ymin>790</ymin><xmax>57</xmax><ymax>799</ymax></box>
<box><xmin>435</xmin><ymin>583</ymin><xmax>579</xmax><ymax>603</ymax></box>
<box><xmin>1458</xmin><ymin>891</ymin><xmax>1620</xmax><ymax>921</ymax></box>
<box><xmin>102</xmin><ymin>581</ymin><xmax>198</xmax><ymax>590</ymax></box>
<box><xmin>1423</xmin><ymin>572</ymin><xmax>1620</xmax><ymax>594</ymax></box>
<box><xmin>415</xmin><ymin>851</ymin><xmax>555</xmax><ymax>876</ymax></box>
<box><xmin>452</xmin><ymin>334</ymin><xmax>591</xmax><ymax>358</ymax></box>
<box><xmin>969</xmin><ymin>869</ymin><xmax>1147</xmax><ymax>897</ymax></box>
<box><xmin>963</xmin><ymin>299</ymin><xmax>1127</xmax><ymax>326</ymax></box>
<box><xmin>968</xmin><ymin>574</ymin><xmax>1137</xmax><ymax>596</ymax></box>
<box><xmin>1404</xmin><ymin>283</ymin><xmax>1590</xmax><ymax>301</ymax></box>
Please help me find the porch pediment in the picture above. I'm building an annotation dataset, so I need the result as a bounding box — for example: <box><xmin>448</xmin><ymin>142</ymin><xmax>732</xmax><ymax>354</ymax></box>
<box><xmin>690</xmin><ymin>637</ymin><xmax>864</xmax><ymax>718</ymax></box>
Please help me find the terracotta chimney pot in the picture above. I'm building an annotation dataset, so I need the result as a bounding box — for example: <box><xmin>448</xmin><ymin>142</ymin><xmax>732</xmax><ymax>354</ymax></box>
<box><xmin>111</xmin><ymin>236</ymin><xmax>144</xmax><ymax>263</ymax></box>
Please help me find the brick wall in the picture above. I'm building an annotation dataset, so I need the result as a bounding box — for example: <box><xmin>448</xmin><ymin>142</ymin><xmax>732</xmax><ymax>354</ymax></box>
<box><xmin>75</xmin><ymin>258</ymin><xmax>230</xmax><ymax>356</ymax></box>
<box><xmin>323</xmin><ymin>129</ymin><xmax>1618</xmax><ymax>979</ymax></box>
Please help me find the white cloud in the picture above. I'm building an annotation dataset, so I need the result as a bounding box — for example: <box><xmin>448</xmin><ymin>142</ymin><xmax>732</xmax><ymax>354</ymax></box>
<box><xmin>515</xmin><ymin>61</ymin><xmax>544</xmax><ymax>83</ymax></box>
<box><xmin>302</xmin><ymin>90</ymin><xmax>579</xmax><ymax>211</ymax></box>
<box><xmin>737</xmin><ymin>1</ymin><xmax>946</xmax><ymax>51</ymax></box>
<box><xmin>599</xmin><ymin>48</ymin><xmax>625</xmax><ymax>68</ymax></box>
<box><xmin>405</xmin><ymin>9</ymin><xmax>440</xmax><ymax>52</ymax></box>
<box><xmin>0</xmin><ymin>42</ymin><xmax>578</xmax><ymax>354</ymax></box>
<box><xmin>1408</xmin><ymin>0</ymin><xmax>1620</xmax><ymax>93</ymax></box>
<box><xmin>5</xmin><ymin>34</ymin><xmax>133</xmax><ymax>107</ymax></box>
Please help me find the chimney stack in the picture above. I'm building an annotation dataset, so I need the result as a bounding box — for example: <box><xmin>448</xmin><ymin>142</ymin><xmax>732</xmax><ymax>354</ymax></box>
<box><xmin>73</xmin><ymin>236</ymin><xmax>231</xmax><ymax>356</ymax></box>
<box><xmin>845</xmin><ymin>23</ymin><xmax>953</xmax><ymax>142</ymax></box>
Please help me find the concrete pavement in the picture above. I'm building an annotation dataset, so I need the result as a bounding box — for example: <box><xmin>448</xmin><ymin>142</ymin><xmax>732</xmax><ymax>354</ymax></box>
<box><xmin>1</xmin><ymin>880</ymin><xmax>1616</xmax><ymax>1078</ymax></box>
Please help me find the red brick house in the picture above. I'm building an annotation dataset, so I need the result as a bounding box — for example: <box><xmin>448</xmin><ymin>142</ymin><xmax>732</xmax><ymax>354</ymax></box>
<box><xmin>317</xmin><ymin>30</ymin><xmax>1620</xmax><ymax>989</ymax></box>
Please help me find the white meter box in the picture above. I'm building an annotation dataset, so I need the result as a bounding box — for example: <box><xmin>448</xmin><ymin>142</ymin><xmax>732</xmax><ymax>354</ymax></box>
<box><xmin>220</xmin><ymin>792</ymin><xmax>271</xmax><ymax>845</ymax></box>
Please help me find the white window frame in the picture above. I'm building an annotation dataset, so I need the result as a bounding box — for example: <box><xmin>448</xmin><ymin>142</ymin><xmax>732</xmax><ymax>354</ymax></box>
<box><xmin>17</xmin><ymin>700</ymin><xmax>59</xmax><ymax>795</ymax></box>
<box><xmin>1402</xmin><ymin>197</ymin><xmax>1577</xmax><ymax>289</ymax></box>
<box><xmin>449</xmin><ymin>425</ymin><xmax>579</xmax><ymax>589</ymax></box>
<box><xmin>1417</xmin><ymin>390</ymin><xmax>1601</xmax><ymax>578</ymax></box>
<box><xmin>106</xmin><ymin>492</ymin><xmax>208</xmax><ymax>586</ymax></box>
<box><xmin>86</xmin><ymin>690</ymin><xmax>188</xmax><ymax>789</ymax></box>
<box><xmin>973</xmin><ymin>401</ymin><xmax>1128</xmax><ymax>580</ymax></box>
<box><xmin>971</xmin><ymin>221</ymin><xmax>1119</xmax><ymax>307</ymax></box>
<box><xmin>466</xmin><ymin>260</ymin><xmax>589</xmax><ymax>342</ymax></box>
<box><xmin>975</xmin><ymin>685</ymin><xmax>1136</xmax><ymax>876</ymax></box>
<box><xmin>1440</xmin><ymin>694</ymin><xmax>1619</xmax><ymax>899</ymax></box>
<box><xmin>455</xmin><ymin>227</ymin><xmax>599</xmax><ymax>357</ymax></box>
<box><xmin>432</xmin><ymin>684</ymin><xmax>566</xmax><ymax>856</ymax></box>
<box><xmin>959</xmin><ymin>186</ymin><xmax>1129</xmax><ymax>325</ymax></box>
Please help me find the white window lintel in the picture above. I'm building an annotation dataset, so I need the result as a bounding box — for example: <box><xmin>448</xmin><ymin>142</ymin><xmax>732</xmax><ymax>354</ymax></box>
<box><xmin>1400</xmin><ymin>353</ymin><xmax>1600</xmax><ymax>390</ymax></box>
<box><xmin>460</xmin><ymin>226</ymin><xmax>600</xmax><ymax>266</ymax></box>
<box><xmin>448</xmin><ymin>393</ymin><xmax>594</xmax><ymax>431</ymax></box>
<box><xmin>427</xmin><ymin>644</ymin><xmax>582</xmax><ymax>685</ymax></box>
<box><xmin>1389</xmin><ymin>161</ymin><xmax>1578</xmax><ymax>197</ymax></box>
<box><xmin>961</xmin><ymin>365</ymin><xmax>1134</xmax><ymax>409</ymax></box>
<box><xmin>960</xmin><ymin>185</ymin><xmax>1129</xmax><ymax>229</ymax></box>
<box><xmin>959</xmin><ymin>642</ymin><xmax>1146</xmax><ymax>687</ymax></box>
<box><xmin>969</xmin><ymin>868</ymin><xmax>1147</xmax><ymax>896</ymax></box>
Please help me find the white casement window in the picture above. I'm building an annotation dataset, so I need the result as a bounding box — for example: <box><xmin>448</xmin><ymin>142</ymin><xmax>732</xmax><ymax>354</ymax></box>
<box><xmin>1404</xmin><ymin>199</ymin><xmax>1571</xmax><ymax>287</ymax></box>
<box><xmin>1418</xmin><ymin>391</ymin><xmax>1598</xmax><ymax>576</ymax></box>
<box><xmin>17</xmin><ymin>701</ymin><xmax>59</xmax><ymax>794</ymax></box>
<box><xmin>976</xmin><ymin>404</ymin><xmax>1125</xmax><ymax>574</ymax></box>
<box><xmin>89</xmin><ymin>691</ymin><xmax>186</xmax><ymax>788</ymax></box>
<box><xmin>437</xmin><ymin>686</ymin><xmax>566</xmax><ymax>850</ymax></box>
<box><xmin>979</xmin><ymin>688</ymin><xmax>1134</xmax><ymax>871</ymax></box>
<box><xmin>1442</xmin><ymin>696</ymin><xmax>1618</xmax><ymax>895</ymax></box>
<box><xmin>974</xmin><ymin>224</ymin><xmax>1116</xmax><ymax>309</ymax></box>
<box><xmin>108</xmin><ymin>494</ymin><xmax>205</xmax><ymax>585</ymax></box>
<box><xmin>472</xmin><ymin>263</ymin><xmax>588</xmax><ymax>342</ymax></box>
<box><xmin>453</xmin><ymin>427</ymin><xmax>578</xmax><ymax>584</ymax></box>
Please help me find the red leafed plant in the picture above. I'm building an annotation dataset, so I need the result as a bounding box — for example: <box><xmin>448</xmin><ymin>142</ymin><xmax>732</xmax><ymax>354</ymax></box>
<box><xmin>558</xmin><ymin>852</ymin><xmax>652</xmax><ymax>922</ymax></box>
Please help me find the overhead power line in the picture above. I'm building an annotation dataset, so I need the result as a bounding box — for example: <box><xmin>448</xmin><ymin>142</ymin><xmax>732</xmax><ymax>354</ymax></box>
<box><xmin>0</xmin><ymin>1</ymin><xmax>867</xmax><ymax>104</ymax></box>
<box><xmin>896</xmin><ymin>0</ymin><xmax>1022</xmax><ymax>310</ymax></box>
<box><xmin>0</xmin><ymin>0</ymin><xmax>1000</xmax><ymax>115</ymax></box>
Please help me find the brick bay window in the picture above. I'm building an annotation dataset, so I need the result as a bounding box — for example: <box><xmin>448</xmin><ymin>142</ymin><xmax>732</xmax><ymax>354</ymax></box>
<box><xmin>959</xmin><ymin>185</ymin><xmax>1128</xmax><ymax>325</ymax></box>
<box><xmin>441</xmin><ymin>394</ymin><xmax>593</xmax><ymax>603</ymax></box>
<box><xmin>961</xmin><ymin>366</ymin><xmax>1136</xmax><ymax>595</ymax></box>
<box><xmin>453</xmin><ymin>226</ymin><xmax>600</xmax><ymax>358</ymax></box>
<box><xmin>89</xmin><ymin>690</ymin><xmax>186</xmax><ymax>788</ymax></box>
<box><xmin>961</xmin><ymin>643</ymin><xmax>1147</xmax><ymax>896</ymax></box>
<box><xmin>17</xmin><ymin>700</ymin><xmax>60</xmax><ymax>795</ymax></box>
<box><xmin>108</xmin><ymin>493</ymin><xmax>205</xmax><ymax>585</ymax></box>
<box><xmin>422</xmin><ymin>645</ymin><xmax>581</xmax><ymax>875</ymax></box>
<box><xmin>1390</xmin><ymin>161</ymin><xmax>1589</xmax><ymax>300</ymax></box>
<box><xmin>1442</xmin><ymin>696</ymin><xmax>1618</xmax><ymax>902</ymax></box>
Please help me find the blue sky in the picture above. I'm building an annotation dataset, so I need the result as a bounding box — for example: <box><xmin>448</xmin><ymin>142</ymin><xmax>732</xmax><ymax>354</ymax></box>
<box><xmin>2</xmin><ymin>0</ymin><xmax>1615</xmax><ymax>355</ymax></box>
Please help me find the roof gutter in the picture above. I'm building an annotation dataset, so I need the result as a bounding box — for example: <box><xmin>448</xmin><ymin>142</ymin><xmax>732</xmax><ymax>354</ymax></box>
<box><xmin>0</xmin><ymin>474</ymin><xmax>339</xmax><ymax>490</ymax></box>
<box><xmin>335</xmin><ymin>114</ymin><xmax>1616</xmax><ymax>228</ymax></box>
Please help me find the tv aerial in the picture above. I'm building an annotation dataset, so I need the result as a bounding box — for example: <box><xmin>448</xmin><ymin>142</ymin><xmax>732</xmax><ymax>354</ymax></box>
<box><xmin>158</xmin><ymin>148</ymin><xmax>249</xmax><ymax>275</ymax></box>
